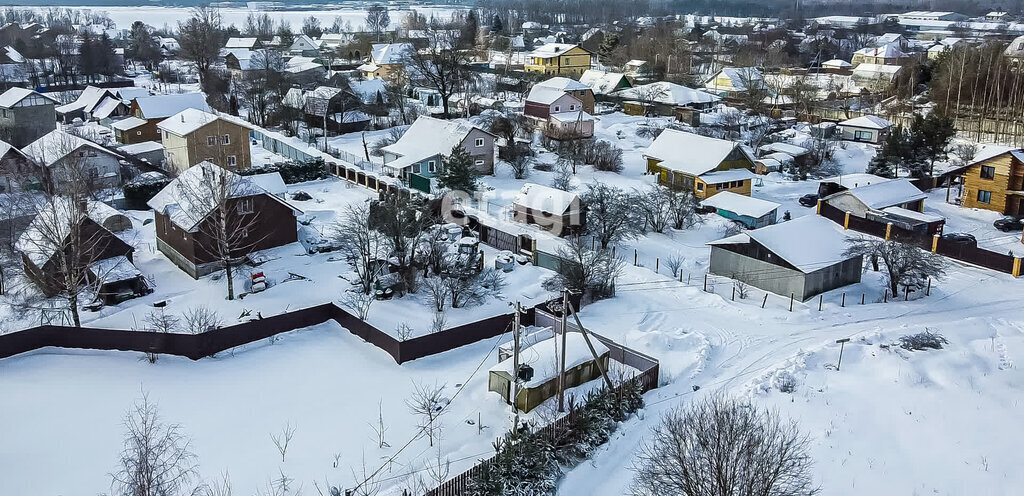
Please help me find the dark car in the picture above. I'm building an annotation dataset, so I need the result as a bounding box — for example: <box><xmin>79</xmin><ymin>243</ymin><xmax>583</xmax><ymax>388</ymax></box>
<box><xmin>941</xmin><ymin>233</ymin><xmax>978</xmax><ymax>247</ymax></box>
<box><xmin>993</xmin><ymin>216</ymin><xmax>1024</xmax><ymax>232</ymax></box>
<box><xmin>798</xmin><ymin>194</ymin><xmax>819</xmax><ymax>207</ymax></box>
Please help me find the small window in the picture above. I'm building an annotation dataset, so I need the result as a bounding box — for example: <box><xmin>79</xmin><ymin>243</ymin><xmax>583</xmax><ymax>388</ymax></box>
<box><xmin>854</xmin><ymin>130</ymin><xmax>873</xmax><ymax>141</ymax></box>
<box><xmin>475</xmin><ymin>138</ymin><xmax>484</xmax><ymax>147</ymax></box>
<box><xmin>554</xmin><ymin>105</ymin><xmax>561</xmax><ymax>112</ymax></box>
<box><xmin>207</xmin><ymin>136</ymin><xmax>216</xmax><ymax>146</ymax></box>
<box><xmin>696</xmin><ymin>183</ymin><xmax>705</xmax><ymax>192</ymax></box>
<box><xmin>412</xmin><ymin>163</ymin><xmax>421</xmax><ymax>174</ymax></box>
<box><xmin>474</xmin><ymin>159</ymin><xmax>485</xmax><ymax>167</ymax></box>
<box><xmin>428</xmin><ymin>160</ymin><xmax>436</xmax><ymax>173</ymax></box>
<box><xmin>222</xmin><ymin>134</ymin><xmax>231</xmax><ymax>145</ymax></box>
<box><xmin>977</xmin><ymin>190</ymin><xmax>992</xmax><ymax>204</ymax></box>
<box><xmin>569</xmin><ymin>104</ymin><xmax>576</xmax><ymax>111</ymax></box>
<box><xmin>227</xmin><ymin>155</ymin><xmax>237</xmax><ymax>167</ymax></box>
<box><xmin>236</xmin><ymin>197</ymin><xmax>254</xmax><ymax>214</ymax></box>
<box><xmin>136</xmin><ymin>130</ymin><xmax>142</xmax><ymax>135</ymax></box>
<box><xmin>980</xmin><ymin>165</ymin><xmax>995</xmax><ymax>179</ymax></box>
<box><xmin>579</xmin><ymin>90</ymin><xmax>586</xmax><ymax>96</ymax></box>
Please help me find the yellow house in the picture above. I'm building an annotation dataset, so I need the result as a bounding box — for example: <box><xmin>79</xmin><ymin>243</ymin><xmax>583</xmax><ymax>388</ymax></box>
<box><xmin>961</xmin><ymin>149</ymin><xmax>1024</xmax><ymax>215</ymax></box>
<box><xmin>525</xmin><ymin>43</ymin><xmax>593</xmax><ymax>77</ymax></box>
<box><xmin>157</xmin><ymin>108</ymin><xmax>253</xmax><ymax>173</ymax></box>
<box><xmin>358</xmin><ymin>43</ymin><xmax>414</xmax><ymax>81</ymax></box>
<box><xmin>643</xmin><ymin>129</ymin><xmax>756</xmax><ymax>199</ymax></box>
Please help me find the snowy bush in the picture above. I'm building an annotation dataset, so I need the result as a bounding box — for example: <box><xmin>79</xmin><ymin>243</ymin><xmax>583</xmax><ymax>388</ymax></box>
<box><xmin>899</xmin><ymin>330</ymin><xmax>948</xmax><ymax>351</ymax></box>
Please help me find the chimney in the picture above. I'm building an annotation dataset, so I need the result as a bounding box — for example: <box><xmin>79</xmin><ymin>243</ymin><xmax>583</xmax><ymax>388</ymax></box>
<box><xmin>181</xmin><ymin>114</ymin><xmax>185</xmax><ymax>122</ymax></box>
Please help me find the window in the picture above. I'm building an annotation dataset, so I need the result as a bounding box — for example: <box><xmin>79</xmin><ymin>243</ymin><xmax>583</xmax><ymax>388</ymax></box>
<box><xmin>427</xmin><ymin>160</ymin><xmax>436</xmax><ymax>173</ymax></box>
<box><xmin>475</xmin><ymin>138</ymin><xmax>484</xmax><ymax>147</ymax></box>
<box><xmin>413</xmin><ymin>163</ymin><xmax>421</xmax><ymax>174</ymax></box>
<box><xmin>207</xmin><ymin>136</ymin><xmax>216</xmax><ymax>146</ymax></box>
<box><xmin>980</xmin><ymin>166</ymin><xmax>995</xmax><ymax>179</ymax></box>
<box><xmin>136</xmin><ymin>131</ymin><xmax>142</xmax><ymax>136</ymax></box>
<box><xmin>569</xmin><ymin>104</ymin><xmax>576</xmax><ymax>111</ymax></box>
<box><xmin>854</xmin><ymin>130</ymin><xmax>873</xmax><ymax>141</ymax></box>
<box><xmin>227</xmin><ymin>155</ymin><xmax>237</xmax><ymax>167</ymax></box>
<box><xmin>696</xmin><ymin>183</ymin><xmax>705</xmax><ymax>192</ymax></box>
<box><xmin>554</xmin><ymin>105</ymin><xmax>560</xmax><ymax>112</ymax></box>
<box><xmin>222</xmin><ymin>134</ymin><xmax>231</xmax><ymax>145</ymax></box>
<box><xmin>579</xmin><ymin>90</ymin><xmax>586</xmax><ymax>96</ymax></box>
<box><xmin>474</xmin><ymin>159</ymin><xmax>485</xmax><ymax>167</ymax></box>
<box><xmin>236</xmin><ymin>198</ymin><xmax>254</xmax><ymax>214</ymax></box>
<box><xmin>977</xmin><ymin>190</ymin><xmax>992</xmax><ymax>204</ymax></box>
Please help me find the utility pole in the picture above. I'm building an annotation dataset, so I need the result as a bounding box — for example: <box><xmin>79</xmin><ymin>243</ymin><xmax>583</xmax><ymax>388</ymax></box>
<box><xmin>557</xmin><ymin>290</ymin><xmax>569</xmax><ymax>412</ymax></box>
<box><xmin>566</xmin><ymin>298</ymin><xmax>615</xmax><ymax>392</ymax></box>
<box><xmin>512</xmin><ymin>301</ymin><xmax>522</xmax><ymax>429</ymax></box>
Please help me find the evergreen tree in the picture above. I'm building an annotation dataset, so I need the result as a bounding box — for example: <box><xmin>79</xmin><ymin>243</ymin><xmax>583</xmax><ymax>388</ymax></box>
<box><xmin>910</xmin><ymin>112</ymin><xmax>956</xmax><ymax>176</ymax></box>
<box><xmin>867</xmin><ymin>126</ymin><xmax>905</xmax><ymax>179</ymax></box>
<box><xmin>78</xmin><ymin>32</ymin><xmax>97</xmax><ymax>81</ymax></box>
<box><xmin>276</xmin><ymin>24</ymin><xmax>294</xmax><ymax>48</ymax></box>
<box><xmin>436</xmin><ymin>145</ymin><xmax>480</xmax><ymax>194</ymax></box>
<box><xmin>127</xmin><ymin>21</ymin><xmax>161</xmax><ymax>68</ymax></box>
<box><xmin>462</xmin><ymin>10</ymin><xmax>478</xmax><ymax>48</ymax></box>
<box><xmin>491</xmin><ymin>14</ymin><xmax>503</xmax><ymax>33</ymax></box>
<box><xmin>598</xmin><ymin>33</ymin><xmax>619</xmax><ymax>64</ymax></box>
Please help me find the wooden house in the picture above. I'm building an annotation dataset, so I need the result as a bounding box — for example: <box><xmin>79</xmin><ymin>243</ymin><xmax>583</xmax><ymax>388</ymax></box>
<box><xmin>157</xmin><ymin>109</ymin><xmax>253</xmax><ymax>172</ymax></box>
<box><xmin>643</xmin><ymin>129</ymin><xmax>757</xmax><ymax>199</ymax></box>
<box><xmin>124</xmin><ymin>93</ymin><xmax>211</xmax><ymax>143</ymax></box>
<box><xmin>823</xmin><ymin>178</ymin><xmax>927</xmax><ymax>217</ymax></box>
<box><xmin>524</xmin><ymin>43</ymin><xmax>593</xmax><ymax>77</ymax></box>
<box><xmin>0</xmin><ymin>87</ymin><xmax>57</xmax><ymax>148</ymax></box>
<box><xmin>22</xmin><ymin>130</ymin><xmax>124</xmax><ymax>192</ymax></box>
<box><xmin>512</xmin><ymin>183</ymin><xmax>584</xmax><ymax>236</ymax></box>
<box><xmin>147</xmin><ymin>162</ymin><xmax>300</xmax><ymax>278</ymax></box>
<box><xmin>837</xmin><ymin>115</ymin><xmax>893</xmax><ymax>144</ymax></box>
<box><xmin>960</xmin><ymin>149</ymin><xmax>1024</xmax><ymax>215</ymax></box>
<box><xmin>380</xmin><ymin>116</ymin><xmax>496</xmax><ymax>190</ymax></box>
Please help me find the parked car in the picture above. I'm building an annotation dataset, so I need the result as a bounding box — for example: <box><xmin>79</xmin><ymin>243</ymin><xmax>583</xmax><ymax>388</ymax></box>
<box><xmin>798</xmin><ymin>194</ymin><xmax>819</xmax><ymax>207</ymax></box>
<box><xmin>993</xmin><ymin>216</ymin><xmax>1024</xmax><ymax>232</ymax></box>
<box><xmin>941</xmin><ymin>233</ymin><xmax>978</xmax><ymax>247</ymax></box>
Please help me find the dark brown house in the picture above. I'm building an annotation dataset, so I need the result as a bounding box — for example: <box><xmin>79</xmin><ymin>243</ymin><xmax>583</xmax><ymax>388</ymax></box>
<box><xmin>147</xmin><ymin>162</ymin><xmax>301</xmax><ymax>278</ymax></box>
<box><xmin>121</xmin><ymin>93</ymin><xmax>211</xmax><ymax>144</ymax></box>
<box><xmin>16</xmin><ymin>198</ymin><xmax>136</xmax><ymax>297</ymax></box>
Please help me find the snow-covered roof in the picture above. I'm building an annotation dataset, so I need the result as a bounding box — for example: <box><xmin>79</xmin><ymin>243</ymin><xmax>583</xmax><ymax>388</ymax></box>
<box><xmin>534</xmin><ymin>76</ymin><xmax>591</xmax><ymax>92</ymax></box>
<box><xmin>347</xmin><ymin>78</ymin><xmax>387</xmax><ymax>104</ymax></box>
<box><xmin>22</xmin><ymin>129</ymin><xmax>121</xmax><ymax>167</ymax></box>
<box><xmin>0</xmin><ymin>87</ymin><xmax>56</xmax><ymax>108</ymax></box>
<box><xmin>578</xmin><ymin>70</ymin><xmax>628</xmax><ymax>95</ymax></box>
<box><xmin>851</xmin><ymin>63</ymin><xmax>902</xmax><ymax>76</ymax></box>
<box><xmin>111</xmin><ymin>116</ymin><xmax>147</xmax><ymax>131</ymax></box>
<box><xmin>16</xmin><ymin>198</ymin><xmax>126</xmax><ymax>267</ymax></box>
<box><xmin>835</xmin><ymin>178</ymin><xmax>926</xmax><ymax>210</ymax></box>
<box><xmin>381</xmin><ymin>116</ymin><xmax>490</xmax><ymax>161</ymax></box>
<box><xmin>708</xmin><ymin>67</ymin><xmax>763</xmax><ymax>91</ymax></box>
<box><xmin>612</xmin><ymin>81</ymin><xmax>719</xmax><ymax>107</ymax></box>
<box><xmin>760</xmin><ymin>142</ymin><xmax>809</xmax><ymax>156</ymax></box>
<box><xmin>490</xmin><ymin>333</ymin><xmax>608</xmax><ymax>388</ymax></box>
<box><xmin>526</xmin><ymin>85</ymin><xmax>575</xmax><ymax>105</ymax></box>
<box><xmin>513</xmin><ymin>182</ymin><xmax>580</xmax><ymax>215</ymax></box>
<box><xmin>147</xmin><ymin>162</ymin><xmax>272</xmax><ymax>232</ymax></box>
<box><xmin>285</xmin><ymin>56</ymin><xmax>323</xmax><ymax>74</ymax></box>
<box><xmin>549</xmin><ymin>110</ymin><xmax>593</xmax><ymax>122</ymax></box>
<box><xmin>116</xmin><ymin>87</ymin><xmax>150</xmax><ymax>102</ymax></box>
<box><xmin>855</xmin><ymin>44</ymin><xmax>908</xmax><ymax>58</ymax></box>
<box><xmin>225</xmin><ymin>37</ymin><xmax>259</xmax><ymax>49</ymax></box>
<box><xmin>645</xmin><ymin>129</ymin><xmax>751</xmax><ymax>176</ymax></box>
<box><xmin>701</xmin><ymin>191</ymin><xmax>780</xmax><ymax>218</ymax></box>
<box><xmin>370</xmin><ymin>43</ymin><xmax>413</xmax><ymax>64</ymax></box>
<box><xmin>156</xmin><ymin>108</ymin><xmax>219</xmax><ymax>136</ymax></box>
<box><xmin>709</xmin><ymin>215</ymin><xmax>856</xmax><ymax>273</ymax></box>
<box><xmin>117</xmin><ymin>141</ymin><xmax>163</xmax><ymax>155</ymax></box>
<box><xmin>134</xmin><ymin>93</ymin><xmax>210</xmax><ymax>119</ymax></box>
<box><xmin>818</xmin><ymin>173</ymin><xmax>891</xmax><ymax>188</ymax></box>
<box><xmin>87</xmin><ymin>255</ymin><xmax>141</xmax><ymax>284</ymax></box>
<box><xmin>91</xmin><ymin>96</ymin><xmax>124</xmax><ymax>120</ymax></box>
<box><xmin>55</xmin><ymin>86</ymin><xmax>111</xmax><ymax>114</ymax></box>
<box><xmin>529</xmin><ymin>43</ymin><xmax>584</xmax><ymax>59</ymax></box>
<box><xmin>822</xmin><ymin>59</ymin><xmax>852</xmax><ymax>68</ymax></box>
<box><xmin>698</xmin><ymin>168</ymin><xmax>756</xmax><ymax>183</ymax></box>
<box><xmin>839</xmin><ymin>115</ymin><xmax>893</xmax><ymax>129</ymax></box>
<box><xmin>881</xmin><ymin>206</ymin><xmax>944</xmax><ymax>223</ymax></box>
<box><xmin>247</xmin><ymin>172</ymin><xmax>287</xmax><ymax>197</ymax></box>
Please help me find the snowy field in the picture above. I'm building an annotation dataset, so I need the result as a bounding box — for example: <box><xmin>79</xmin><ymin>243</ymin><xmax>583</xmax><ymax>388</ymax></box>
<box><xmin>45</xmin><ymin>4</ymin><xmax>466</xmax><ymax>31</ymax></box>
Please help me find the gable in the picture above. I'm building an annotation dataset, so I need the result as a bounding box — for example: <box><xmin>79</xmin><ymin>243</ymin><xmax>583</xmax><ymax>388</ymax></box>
<box><xmin>563</xmin><ymin>46</ymin><xmax>592</xmax><ymax>57</ymax></box>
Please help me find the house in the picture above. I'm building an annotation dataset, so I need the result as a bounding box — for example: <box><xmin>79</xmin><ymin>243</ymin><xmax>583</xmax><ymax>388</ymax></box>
<box><xmin>643</xmin><ymin>129</ymin><xmax>757</xmax><ymax>199</ymax></box>
<box><xmin>55</xmin><ymin>86</ymin><xmax>115</xmax><ymax>123</ymax></box>
<box><xmin>380</xmin><ymin>116</ymin><xmax>496</xmax><ymax>188</ymax></box>
<box><xmin>874</xmin><ymin>33</ymin><xmax>910</xmax><ymax>51</ymax></box>
<box><xmin>823</xmin><ymin>178</ymin><xmax>927</xmax><ymax>217</ymax></box>
<box><xmin>851</xmin><ymin>44</ymin><xmax>910</xmax><ymax>67</ymax></box>
<box><xmin>488</xmin><ymin>331</ymin><xmax>609</xmax><ymax>413</ymax></box>
<box><xmin>927</xmin><ymin>37</ymin><xmax>965</xmax><ymax>60</ymax></box>
<box><xmin>529</xmin><ymin>77</ymin><xmax>595</xmax><ymax>113</ymax></box>
<box><xmin>986</xmin><ymin>11</ymin><xmax>1009</xmax><ymax>21</ymax></box>
<box><xmin>701</xmin><ymin>191</ymin><xmax>780</xmax><ymax>229</ymax></box>
<box><xmin>708</xmin><ymin>215</ymin><xmax>863</xmax><ymax>301</ymax></box>
<box><xmin>126</xmin><ymin>93</ymin><xmax>211</xmax><ymax>143</ymax></box>
<box><xmin>22</xmin><ymin>130</ymin><xmax>123</xmax><ymax>191</ymax></box>
<box><xmin>525</xmin><ymin>82</ymin><xmax>589</xmax><ymax>120</ymax></box>
<box><xmin>960</xmin><ymin>149</ymin><xmax>1024</xmax><ymax>215</ymax></box>
<box><xmin>147</xmin><ymin>162</ymin><xmax>300</xmax><ymax>278</ymax></box>
<box><xmin>284</xmin><ymin>55</ymin><xmax>326</xmax><ymax>85</ymax></box>
<box><xmin>0</xmin><ymin>87</ymin><xmax>57</xmax><ymax>148</ymax></box>
<box><xmin>524</xmin><ymin>43</ymin><xmax>593</xmax><ymax>77</ymax></box>
<box><xmin>548</xmin><ymin>110</ymin><xmax>594</xmax><ymax>138</ymax></box>
<box><xmin>157</xmin><ymin>108</ymin><xmax>253</xmax><ymax>172</ymax></box>
<box><xmin>1004</xmin><ymin>35</ymin><xmax>1024</xmax><ymax>59</ymax></box>
<box><xmin>0</xmin><ymin>138</ymin><xmax>33</xmax><ymax>191</ymax></box>
<box><xmin>816</xmin><ymin>173</ymin><xmax>893</xmax><ymax>198</ymax></box>
<box><xmin>299</xmin><ymin>86</ymin><xmax>367</xmax><ymax>134</ymax></box>
<box><xmin>524</xmin><ymin>79</ymin><xmax>595</xmax><ymax>138</ymax></box>
<box><xmin>289</xmin><ymin>34</ymin><xmax>321</xmax><ymax>56</ymax></box>
<box><xmin>821</xmin><ymin>59</ymin><xmax>852</xmax><ymax>73</ymax></box>
<box><xmin>247</xmin><ymin>171</ymin><xmax>287</xmax><ymax>199</ymax></box>
<box><xmin>225</xmin><ymin>37</ymin><xmax>261</xmax><ymax>50</ymax></box>
<box><xmin>359</xmin><ymin>43</ymin><xmax>414</xmax><ymax>80</ymax></box>
<box><xmin>623</xmin><ymin>59</ymin><xmax>653</xmax><ymax>79</ymax></box>
<box><xmin>512</xmin><ymin>183</ymin><xmax>584</xmax><ymax>236</ymax></box>
<box><xmin>610</xmin><ymin>82</ymin><xmax>720</xmax><ymax>114</ymax></box>
<box><xmin>578</xmin><ymin>69</ymin><xmax>632</xmax><ymax>96</ymax></box>
<box><xmin>704</xmin><ymin>67</ymin><xmax>764</xmax><ymax>96</ymax></box>
<box><xmin>15</xmin><ymin>197</ymin><xmax>144</xmax><ymax>301</ymax></box>
<box><xmin>837</xmin><ymin>115</ymin><xmax>893</xmax><ymax>144</ymax></box>
<box><xmin>850</xmin><ymin>63</ymin><xmax>902</xmax><ymax>88</ymax></box>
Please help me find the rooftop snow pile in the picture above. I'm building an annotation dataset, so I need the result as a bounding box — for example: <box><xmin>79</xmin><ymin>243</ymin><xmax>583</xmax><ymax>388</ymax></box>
<box><xmin>514</xmin><ymin>183</ymin><xmax>580</xmax><ymax>215</ymax></box>
<box><xmin>701</xmin><ymin>191</ymin><xmax>780</xmax><ymax>218</ymax></box>
<box><xmin>708</xmin><ymin>215</ymin><xmax>853</xmax><ymax>273</ymax></box>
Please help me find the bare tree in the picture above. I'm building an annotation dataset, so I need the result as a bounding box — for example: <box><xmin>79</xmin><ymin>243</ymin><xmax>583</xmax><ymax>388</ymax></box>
<box><xmin>368</xmin><ymin>399</ymin><xmax>390</xmax><ymax>449</ymax></box>
<box><xmin>178</xmin><ymin>5</ymin><xmax>223</xmax><ymax>85</ymax></box>
<box><xmin>630</xmin><ymin>395</ymin><xmax>818</xmax><ymax>496</ymax></box>
<box><xmin>422</xmin><ymin>274</ymin><xmax>448</xmax><ymax>312</ymax></box>
<box><xmin>668</xmin><ymin>189</ymin><xmax>701</xmax><ymax>230</ymax></box>
<box><xmin>332</xmin><ymin>204</ymin><xmax>387</xmax><ymax>294</ymax></box>
<box><xmin>405</xmin><ymin>19</ymin><xmax>473</xmax><ymax>118</ymax></box>
<box><xmin>365</xmin><ymin>4</ymin><xmax>390</xmax><ymax>42</ymax></box>
<box><xmin>240</xmin><ymin>50</ymin><xmax>285</xmax><ymax>127</ymax></box>
<box><xmin>406</xmin><ymin>381</ymin><xmax>447</xmax><ymax>447</ymax></box>
<box><xmin>582</xmin><ymin>182</ymin><xmax>641</xmax><ymax>249</ymax></box>
<box><xmin>633</xmin><ymin>186</ymin><xmax>672</xmax><ymax>233</ymax></box>
<box><xmin>543</xmin><ymin>236</ymin><xmax>624</xmax><ymax>302</ymax></box>
<box><xmin>845</xmin><ymin>238</ymin><xmax>945</xmax><ymax>297</ymax></box>
<box><xmin>424</xmin><ymin>442</ymin><xmax>451</xmax><ymax>487</ymax></box>
<box><xmin>182</xmin><ymin>305</ymin><xmax>223</xmax><ymax>334</ymax></box>
<box><xmin>270</xmin><ymin>422</ymin><xmax>296</xmax><ymax>462</ymax></box>
<box><xmin>550</xmin><ymin>161</ymin><xmax>573</xmax><ymax>191</ymax></box>
<box><xmin>504</xmin><ymin>145</ymin><xmax>533</xmax><ymax>179</ymax></box>
<box><xmin>430</xmin><ymin>309</ymin><xmax>447</xmax><ymax>334</ymax></box>
<box><xmin>111</xmin><ymin>392</ymin><xmax>200</xmax><ymax>496</ymax></box>
<box><xmin>144</xmin><ymin>308</ymin><xmax>180</xmax><ymax>334</ymax></box>
<box><xmin>340</xmin><ymin>289</ymin><xmax>374</xmax><ymax>320</ymax></box>
<box><xmin>665</xmin><ymin>252</ymin><xmax>685</xmax><ymax>278</ymax></box>
<box><xmin>951</xmin><ymin>142</ymin><xmax>979</xmax><ymax>166</ymax></box>
<box><xmin>629</xmin><ymin>84</ymin><xmax>669</xmax><ymax>116</ymax></box>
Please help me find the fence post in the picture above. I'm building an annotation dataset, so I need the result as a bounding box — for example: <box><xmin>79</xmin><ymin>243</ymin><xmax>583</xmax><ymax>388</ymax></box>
<box><xmin>818</xmin><ymin>294</ymin><xmax>822</xmax><ymax>311</ymax></box>
<box><xmin>731</xmin><ymin>286</ymin><xmax>735</xmax><ymax>301</ymax></box>
<box><xmin>904</xmin><ymin>286</ymin><xmax>909</xmax><ymax>301</ymax></box>
<box><xmin>816</xmin><ymin>198</ymin><xmax>822</xmax><ymax>215</ymax></box>
<box><xmin>841</xmin><ymin>292</ymin><xmax>845</xmax><ymax>307</ymax></box>
<box><xmin>655</xmin><ymin>258</ymin><xmax>659</xmax><ymax>273</ymax></box>
<box><xmin>703</xmin><ymin>274</ymin><xmax>708</xmax><ymax>292</ymax></box>
<box><xmin>885</xmin><ymin>223</ymin><xmax>892</xmax><ymax>240</ymax></box>
<box><xmin>861</xmin><ymin>293</ymin><xmax>865</xmax><ymax>305</ymax></box>
<box><xmin>926</xmin><ymin>278</ymin><xmax>931</xmax><ymax>296</ymax></box>
<box><xmin>843</xmin><ymin>212</ymin><xmax>850</xmax><ymax>229</ymax></box>
<box><xmin>884</xmin><ymin>288</ymin><xmax>888</xmax><ymax>302</ymax></box>
<box><xmin>634</xmin><ymin>249</ymin><xmax>637</xmax><ymax>266</ymax></box>
<box><xmin>761</xmin><ymin>293</ymin><xmax>768</xmax><ymax>308</ymax></box>
<box><xmin>789</xmin><ymin>293</ymin><xmax>794</xmax><ymax>312</ymax></box>
<box><xmin>931</xmin><ymin>234</ymin><xmax>939</xmax><ymax>253</ymax></box>
<box><xmin>1013</xmin><ymin>257</ymin><xmax>1022</xmax><ymax>278</ymax></box>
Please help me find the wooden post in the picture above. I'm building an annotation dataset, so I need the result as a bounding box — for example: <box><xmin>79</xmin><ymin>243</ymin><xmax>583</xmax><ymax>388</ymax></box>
<box><xmin>566</xmin><ymin>300</ymin><xmax>615</xmax><ymax>392</ymax></box>
<box><xmin>905</xmin><ymin>286</ymin><xmax>909</xmax><ymax>301</ymax></box>
<box><xmin>789</xmin><ymin>293</ymin><xmax>794</xmax><ymax>312</ymax></box>
<box><xmin>861</xmin><ymin>293</ymin><xmax>865</xmax><ymax>305</ymax></box>
<box><xmin>687</xmin><ymin>274</ymin><xmax>691</xmax><ymax>285</ymax></box>
<box><xmin>841</xmin><ymin>292</ymin><xmax>845</xmax><ymax>307</ymax></box>
<box><xmin>704</xmin><ymin>274</ymin><xmax>708</xmax><ymax>292</ymax></box>
<box><xmin>478</xmin><ymin>412</ymin><xmax>482</xmax><ymax>435</ymax></box>
<box><xmin>1013</xmin><ymin>258</ymin><xmax>1022</xmax><ymax>278</ymax></box>
<box><xmin>732</xmin><ymin>286</ymin><xmax>736</xmax><ymax>301</ymax></box>
<box><xmin>634</xmin><ymin>249</ymin><xmax>637</xmax><ymax>266</ymax></box>
<box><xmin>843</xmin><ymin>212</ymin><xmax>851</xmax><ymax>229</ymax></box>
<box><xmin>884</xmin><ymin>288</ymin><xmax>888</xmax><ymax>302</ymax></box>
<box><xmin>761</xmin><ymin>293</ymin><xmax>768</xmax><ymax>308</ymax></box>
<box><xmin>816</xmin><ymin>198</ymin><xmax>822</xmax><ymax>215</ymax></box>
<box><xmin>612</xmin><ymin>245</ymin><xmax>616</xmax><ymax>257</ymax></box>
<box><xmin>818</xmin><ymin>294</ymin><xmax>823</xmax><ymax>311</ymax></box>
<box><xmin>885</xmin><ymin>223</ymin><xmax>892</xmax><ymax>240</ymax></box>
<box><xmin>679</xmin><ymin>271</ymin><xmax>683</xmax><ymax>282</ymax></box>
<box><xmin>932</xmin><ymin>234</ymin><xmax>939</xmax><ymax>253</ymax></box>
<box><xmin>926</xmin><ymin>278</ymin><xmax>931</xmax><ymax>296</ymax></box>
<box><xmin>656</xmin><ymin>258</ymin><xmax>659</xmax><ymax>273</ymax></box>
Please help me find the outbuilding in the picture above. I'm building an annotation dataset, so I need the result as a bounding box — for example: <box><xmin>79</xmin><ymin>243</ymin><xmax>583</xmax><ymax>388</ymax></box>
<box><xmin>708</xmin><ymin>215</ymin><xmax>863</xmax><ymax>301</ymax></box>
<box><xmin>512</xmin><ymin>183</ymin><xmax>584</xmax><ymax>236</ymax></box>
<box><xmin>837</xmin><ymin>115</ymin><xmax>893</xmax><ymax>144</ymax></box>
<box><xmin>701</xmin><ymin>191</ymin><xmax>780</xmax><ymax>229</ymax></box>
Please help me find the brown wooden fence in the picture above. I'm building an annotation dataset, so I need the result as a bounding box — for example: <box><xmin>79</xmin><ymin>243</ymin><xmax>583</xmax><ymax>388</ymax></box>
<box><xmin>818</xmin><ymin>201</ymin><xmax>1020</xmax><ymax>276</ymax></box>
<box><xmin>0</xmin><ymin>302</ymin><xmax>537</xmax><ymax>365</ymax></box>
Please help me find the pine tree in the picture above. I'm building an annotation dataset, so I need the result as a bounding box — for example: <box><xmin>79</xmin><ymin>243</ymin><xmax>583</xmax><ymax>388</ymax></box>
<box><xmin>491</xmin><ymin>14</ymin><xmax>503</xmax><ymax>33</ymax></box>
<box><xmin>462</xmin><ymin>10</ymin><xmax>478</xmax><ymax>48</ymax></box>
<box><xmin>910</xmin><ymin>112</ymin><xmax>956</xmax><ymax>176</ymax></box>
<box><xmin>436</xmin><ymin>145</ymin><xmax>480</xmax><ymax>195</ymax></box>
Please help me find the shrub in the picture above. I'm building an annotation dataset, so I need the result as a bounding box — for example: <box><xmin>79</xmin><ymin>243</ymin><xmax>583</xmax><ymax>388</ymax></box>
<box><xmin>239</xmin><ymin>158</ymin><xmax>328</xmax><ymax>184</ymax></box>
<box><xmin>899</xmin><ymin>330</ymin><xmax>948</xmax><ymax>351</ymax></box>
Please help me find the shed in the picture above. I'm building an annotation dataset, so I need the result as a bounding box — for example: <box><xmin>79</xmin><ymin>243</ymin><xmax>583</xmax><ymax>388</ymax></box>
<box><xmin>512</xmin><ymin>182</ymin><xmax>584</xmax><ymax>236</ymax></box>
<box><xmin>823</xmin><ymin>178</ymin><xmax>926</xmax><ymax>217</ymax></box>
<box><xmin>86</xmin><ymin>255</ymin><xmax>150</xmax><ymax>305</ymax></box>
<box><xmin>701</xmin><ymin>191</ymin><xmax>780</xmax><ymax>228</ymax></box>
<box><xmin>708</xmin><ymin>215</ymin><xmax>863</xmax><ymax>301</ymax></box>
<box><xmin>867</xmin><ymin>206</ymin><xmax>945</xmax><ymax>235</ymax></box>
<box><xmin>488</xmin><ymin>333</ymin><xmax>610</xmax><ymax>413</ymax></box>
<box><xmin>247</xmin><ymin>172</ymin><xmax>288</xmax><ymax>198</ymax></box>
<box><xmin>838</xmin><ymin>115</ymin><xmax>893</xmax><ymax>144</ymax></box>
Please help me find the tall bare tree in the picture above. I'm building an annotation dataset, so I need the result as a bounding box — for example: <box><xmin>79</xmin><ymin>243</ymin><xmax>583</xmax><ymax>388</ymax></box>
<box><xmin>405</xmin><ymin>19</ymin><xmax>472</xmax><ymax>118</ymax></box>
<box><xmin>178</xmin><ymin>5</ymin><xmax>223</xmax><ymax>84</ymax></box>
<box><xmin>365</xmin><ymin>4</ymin><xmax>390</xmax><ymax>42</ymax></box>
<box><xmin>111</xmin><ymin>392</ymin><xmax>200</xmax><ymax>496</ymax></box>
<box><xmin>332</xmin><ymin>204</ymin><xmax>388</xmax><ymax>294</ymax></box>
